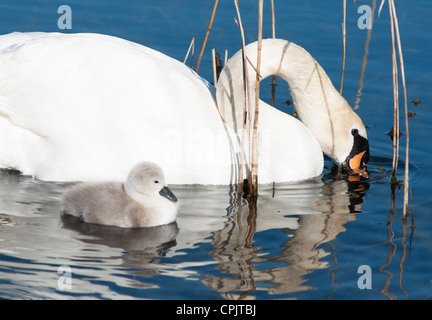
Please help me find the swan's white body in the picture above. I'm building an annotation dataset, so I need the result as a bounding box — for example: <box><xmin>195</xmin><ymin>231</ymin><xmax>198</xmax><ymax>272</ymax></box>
<box><xmin>0</xmin><ymin>32</ymin><xmax>365</xmax><ymax>184</ymax></box>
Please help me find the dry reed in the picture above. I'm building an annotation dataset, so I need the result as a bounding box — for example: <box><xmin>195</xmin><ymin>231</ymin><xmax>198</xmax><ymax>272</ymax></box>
<box><xmin>211</xmin><ymin>48</ymin><xmax>217</xmax><ymax>87</ymax></box>
<box><xmin>389</xmin><ymin>0</ymin><xmax>410</xmax><ymax>218</ymax></box>
<box><xmin>355</xmin><ymin>0</ymin><xmax>376</xmax><ymax>110</ymax></box>
<box><xmin>270</xmin><ymin>0</ymin><xmax>277</xmax><ymax>107</ymax></box>
<box><xmin>380</xmin><ymin>0</ymin><xmax>410</xmax><ymax>218</ymax></box>
<box><xmin>340</xmin><ymin>0</ymin><xmax>346</xmax><ymax>94</ymax></box>
<box><xmin>232</xmin><ymin>0</ymin><xmax>264</xmax><ymax>199</ymax></box>
<box><xmin>389</xmin><ymin>0</ymin><xmax>400</xmax><ymax>178</ymax></box>
<box><xmin>195</xmin><ymin>0</ymin><xmax>219</xmax><ymax>73</ymax></box>
<box><xmin>183</xmin><ymin>37</ymin><xmax>195</xmax><ymax>67</ymax></box>
<box><xmin>270</xmin><ymin>0</ymin><xmax>276</xmax><ymax>38</ymax></box>
<box><xmin>250</xmin><ymin>0</ymin><xmax>264</xmax><ymax>197</ymax></box>
<box><xmin>233</xmin><ymin>0</ymin><xmax>250</xmax><ymax>197</ymax></box>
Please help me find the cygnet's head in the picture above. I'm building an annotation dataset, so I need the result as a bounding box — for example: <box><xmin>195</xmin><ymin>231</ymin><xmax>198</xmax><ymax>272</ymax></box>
<box><xmin>123</xmin><ymin>162</ymin><xmax>177</xmax><ymax>204</ymax></box>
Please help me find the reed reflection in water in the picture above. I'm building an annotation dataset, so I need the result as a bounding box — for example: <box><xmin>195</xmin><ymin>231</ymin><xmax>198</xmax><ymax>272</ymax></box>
<box><xmin>202</xmin><ymin>175</ymin><xmax>369</xmax><ymax>299</ymax></box>
<box><xmin>0</xmin><ymin>164</ymin><xmax>416</xmax><ymax>299</ymax></box>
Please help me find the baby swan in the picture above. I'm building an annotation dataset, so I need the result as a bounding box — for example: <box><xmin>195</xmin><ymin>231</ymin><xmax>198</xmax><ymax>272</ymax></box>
<box><xmin>62</xmin><ymin>162</ymin><xmax>178</xmax><ymax>228</ymax></box>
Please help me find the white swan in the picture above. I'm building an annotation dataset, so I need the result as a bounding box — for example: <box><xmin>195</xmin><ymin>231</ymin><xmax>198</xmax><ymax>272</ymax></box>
<box><xmin>62</xmin><ymin>161</ymin><xmax>178</xmax><ymax>228</ymax></box>
<box><xmin>0</xmin><ymin>32</ymin><xmax>369</xmax><ymax>184</ymax></box>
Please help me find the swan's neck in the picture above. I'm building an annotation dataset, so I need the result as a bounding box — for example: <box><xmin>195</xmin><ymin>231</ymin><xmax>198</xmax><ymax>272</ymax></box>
<box><xmin>216</xmin><ymin>39</ymin><xmax>361</xmax><ymax>163</ymax></box>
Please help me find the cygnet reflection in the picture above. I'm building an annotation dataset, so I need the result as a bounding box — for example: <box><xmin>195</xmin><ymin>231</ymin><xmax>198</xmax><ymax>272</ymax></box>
<box><xmin>61</xmin><ymin>162</ymin><xmax>178</xmax><ymax>228</ymax></box>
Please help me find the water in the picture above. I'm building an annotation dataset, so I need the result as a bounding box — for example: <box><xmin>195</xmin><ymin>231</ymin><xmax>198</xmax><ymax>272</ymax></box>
<box><xmin>0</xmin><ymin>0</ymin><xmax>432</xmax><ymax>300</ymax></box>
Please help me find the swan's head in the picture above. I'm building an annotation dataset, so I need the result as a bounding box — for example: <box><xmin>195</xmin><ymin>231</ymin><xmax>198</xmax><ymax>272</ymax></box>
<box><xmin>340</xmin><ymin>128</ymin><xmax>369</xmax><ymax>178</ymax></box>
<box><xmin>342</xmin><ymin>128</ymin><xmax>370</xmax><ymax>178</ymax></box>
<box><xmin>328</xmin><ymin>108</ymin><xmax>370</xmax><ymax>178</ymax></box>
<box><xmin>124</xmin><ymin>162</ymin><xmax>178</xmax><ymax>204</ymax></box>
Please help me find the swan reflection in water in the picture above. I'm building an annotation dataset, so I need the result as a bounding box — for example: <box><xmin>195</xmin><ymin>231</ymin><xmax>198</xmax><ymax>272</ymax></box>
<box><xmin>203</xmin><ymin>173</ymin><xmax>369</xmax><ymax>299</ymax></box>
<box><xmin>0</xmin><ymin>168</ymin><xmax>369</xmax><ymax>298</ymax></box>
<box><xmin>57</xmin><ymin>168</ymin><xmax>368</xmax><ymax>298</ymax></box>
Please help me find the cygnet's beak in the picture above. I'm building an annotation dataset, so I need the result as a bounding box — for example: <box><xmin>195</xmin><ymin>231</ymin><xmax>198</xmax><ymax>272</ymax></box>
<box><xmin>159</xmin><ymin>186</ymin><xmax>178</xmax><ymax>202</ymax></box>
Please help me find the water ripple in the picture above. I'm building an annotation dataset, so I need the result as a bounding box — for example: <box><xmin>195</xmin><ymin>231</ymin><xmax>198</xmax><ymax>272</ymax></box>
<box><xmin>367</xmin><ymin>155</ymin><xmax>432</xmax><ymax>185</ymax></box>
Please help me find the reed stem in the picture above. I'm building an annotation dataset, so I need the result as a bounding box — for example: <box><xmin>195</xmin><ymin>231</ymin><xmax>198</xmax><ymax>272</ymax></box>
<box><xmin>340</xmin><ymin>0</ymin><xmax>346</xmax><ymax>94</ymax></box>
<box><xmin>390</xmin><ymin>0</ymin><xmax>410</xmax><ymax>218</ymax></box>
<box><xmin>355</xmin><ymin>0</ymin><xmax>376</xmax><ymax>110</ymax></box>
<box><xmin>195</xmin><ymin>0</ymin><xmax>219</xmax><ymax>73</ymax></box>
<box><xmin>270</xmin><ymin>0</ymin><xmax>276</xmax><ymax>107</ymax></box>
<box><xmin>389</xmin><ymin>0</ymin><xmax>400</xmax><ymax>179</ymax></box>
<box><xmin>211</xmin><ymin>48</ymin><xmax>217</xmax><ymax>87</ymax></box>
<box><xmin>386</xmin><ymin>0</ymin><xmax>409</xmax><ymax>218</ymax></box>
<box><xmin>183</xmin><ymin>37</ymin><xmax>195</xmax><ymax>67</ymax></box>
<box><xmin>233</xmin><ymin>0</ymin><xmax>250</xmax><ymax>197</ymax></box>
<box><xmin>250</xmin><ymin>0</ymin><xmax>264</xmax><ymax>197</ymax></box>
<box><xmin>270</xmin><ymin>0</ymin><xmax>276</xmax><ymax>38</ymax></box>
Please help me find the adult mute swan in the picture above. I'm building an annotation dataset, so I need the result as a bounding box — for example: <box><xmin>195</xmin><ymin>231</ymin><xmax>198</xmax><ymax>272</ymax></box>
<box><xmin>0</xmin><ymin>32</ymin><xmax>369</xmax><ymax>184</ymax></box>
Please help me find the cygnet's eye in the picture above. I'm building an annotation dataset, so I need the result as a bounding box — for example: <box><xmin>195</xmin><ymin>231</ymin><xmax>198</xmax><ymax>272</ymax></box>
<box><xmin>154</xmin><ymin>180</ymin><xmax>159</xmax><ymax>184</ymax></box>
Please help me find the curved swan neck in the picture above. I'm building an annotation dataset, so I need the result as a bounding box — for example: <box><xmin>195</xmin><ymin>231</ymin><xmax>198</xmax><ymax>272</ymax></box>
<box><xmin>216</xmin><ymin>39</ymin><xmax>363</xmax><ymax>163</ymax></box>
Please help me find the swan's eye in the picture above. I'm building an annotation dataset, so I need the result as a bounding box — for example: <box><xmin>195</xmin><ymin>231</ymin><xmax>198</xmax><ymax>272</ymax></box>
<box><xmin>351</xmin><ymin>129</ymin><xmax>359</xmax><ymax>136</ymax></box>
<box><xmin>154</xmin><ymin>180</ymin><xmax>159</xmax><ymax>184</ymax></box>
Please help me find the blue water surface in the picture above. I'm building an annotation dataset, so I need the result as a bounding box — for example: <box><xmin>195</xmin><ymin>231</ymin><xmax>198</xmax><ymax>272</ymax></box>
<box><xmin>0</xmin><ymin>0</ymin><xmax>431</xmax><ymax>300</ymax></box>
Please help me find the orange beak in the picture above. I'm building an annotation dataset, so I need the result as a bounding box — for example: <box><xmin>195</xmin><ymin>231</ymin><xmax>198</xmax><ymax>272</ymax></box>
<box><xmin>349</xmin><ymin>151</ymin><xmax>366</xmax><ymax>171</ymax></box>
<box><xmin>349</xmin><ymin>151</ymin><xmax>369</xmax><ymax>179</ymax></box>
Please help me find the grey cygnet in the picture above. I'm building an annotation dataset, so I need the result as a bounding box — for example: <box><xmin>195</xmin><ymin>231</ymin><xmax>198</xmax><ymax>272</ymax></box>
<box><xmin>62</xmin><ymin>162</ymin><xmax>178</xmax><ymax>228</ymax></box>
